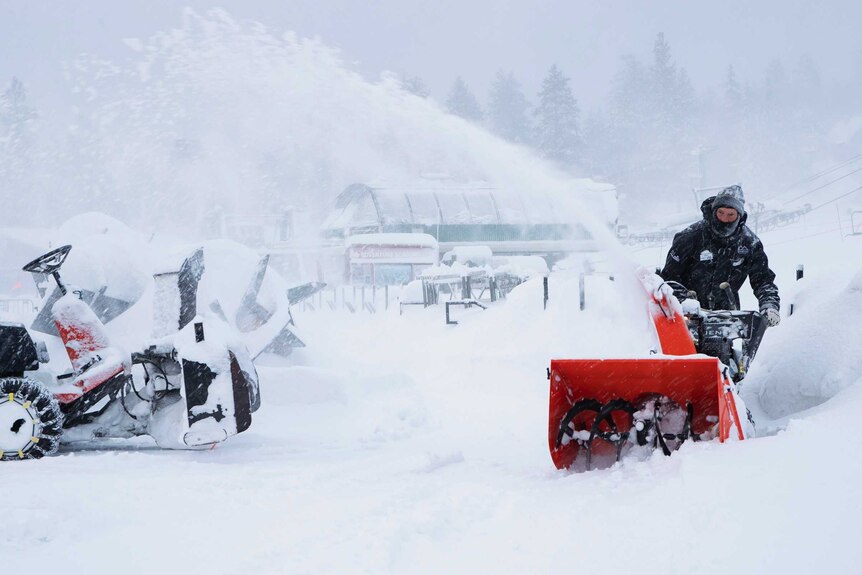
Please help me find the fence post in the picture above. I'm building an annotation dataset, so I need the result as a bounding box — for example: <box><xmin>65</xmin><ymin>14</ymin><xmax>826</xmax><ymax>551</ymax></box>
<box><xmin>790</xmin><ymin>264</ymin><xmax>804</xmax><ymax>316</ymax></box>
<box><xmin>445</xmin><ymin>301</ymin><xmax>457</xmax><ymax>325</ymax></box>
<box><xmin>579</xmin><ymin>273</ymin><xmax>586</xmax><ymax>311</ymax></box>
<box><xmin>543</xmin><ymin>276</ymin><xmax>549</xmax><ymax>310</ymax></box>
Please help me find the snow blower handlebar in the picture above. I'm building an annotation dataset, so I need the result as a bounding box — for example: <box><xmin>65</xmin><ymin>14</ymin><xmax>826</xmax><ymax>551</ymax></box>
<box><xmin>664</xmin><ymin>280</ymin><xmax>695</xmax><ymax>303</ymax></box>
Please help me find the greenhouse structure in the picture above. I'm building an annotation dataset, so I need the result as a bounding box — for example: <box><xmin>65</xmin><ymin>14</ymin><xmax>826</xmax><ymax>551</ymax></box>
<box><xmin>320</xmin><ymin>178</ymin><xmax>618</xmax><ymax>260</ymax></box>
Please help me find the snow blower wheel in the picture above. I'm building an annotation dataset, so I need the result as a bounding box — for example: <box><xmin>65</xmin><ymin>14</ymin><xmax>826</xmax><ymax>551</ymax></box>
<box><xmin>0</xmin><ymin>377</ymin><xmax>63</xmax><ymax>461</ymax></box>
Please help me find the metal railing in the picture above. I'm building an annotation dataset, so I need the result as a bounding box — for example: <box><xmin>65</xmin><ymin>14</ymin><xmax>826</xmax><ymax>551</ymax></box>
<box><xmin>297</xmin><ymin>284</ymin><xmax>403</xmax><ymax>314</ymax></box>
<box><xmin>0</xmin><ymin>297</ymin><xmax>37</xmax><ymax>320</ymax></box>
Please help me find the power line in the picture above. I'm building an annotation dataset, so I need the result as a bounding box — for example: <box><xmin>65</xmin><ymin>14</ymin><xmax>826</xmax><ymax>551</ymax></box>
<box><xmin>766</xmin><ymin>154</ymin><xmax>862</xmax><ymax>201</ymax></box>
<box><xmin>754</xmin><ymin>186</ymin><xmax>861</xmax><ymax>242</ymax></box>
<box><xmin>767</xmin><ymin>225</ymin><xmax>844</xmax><ymax>247</ymax></box>
<box><xmin>807</xmin><ymin>183</ymin><xmax>862</xmax><ymax>213</ymax></box>
<box><xmin>802</xmin><ymin>153</ymin><xmax>862</xmax><ymax>182</ymax></box>
<box><xmin>628</xmin><ymin>182</ymin><xmax>861</xmax><ymax>251</ymax></box>
<box><xmin>783</xmin><ymin>165</ymin><xmax>862</xmax><ymax>204</ymax></box>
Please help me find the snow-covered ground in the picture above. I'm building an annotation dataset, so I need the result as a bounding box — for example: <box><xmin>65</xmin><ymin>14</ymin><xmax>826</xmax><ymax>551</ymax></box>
<box><xmin>4</xmin><ymin>6</ymin><xmax>862</xmax><ymax>573</ymax></box>
<box><xmin>2</xmin><ymin>209</ymin><xmax>861</xmax><ymax>574</ymax></box>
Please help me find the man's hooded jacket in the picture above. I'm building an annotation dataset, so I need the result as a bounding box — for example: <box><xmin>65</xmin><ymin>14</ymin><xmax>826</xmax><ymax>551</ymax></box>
<box><xmin>660</xmin><ymin>192</ymin><xmax>780</xmax><ymax>312</ymax></box>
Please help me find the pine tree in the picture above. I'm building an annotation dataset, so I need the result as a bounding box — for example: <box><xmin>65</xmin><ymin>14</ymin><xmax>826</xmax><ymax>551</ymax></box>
<box><xmin>649</xmin><ymin>33</ymin><xmax>695</xmax><ymax>125</ymax></box>
<box><xmin>487</xmin><ymin>70</ymin><xmax>531</xmax><ymax>144</ymax></box>
<box><xmin>401</xmin><ymin>74</ymin><xmax>430</xmax><ymax>98</ymax></box>
<box><xmin>603</xmin><ymin>55</ymin><xmax>649</xmax><ymax>180</ymax></box>
<box><xmin>764</xmin><ymin>59</ymin><xmax>787</xmax><ymax>109</ymax></box>
<box><xmin>445</xmin><ymin>76</ymin><xmax>483</xmax><ymax>122</ymax></box>
<box><xmin>675</xmin><ymin>68</ymin><xmax>696</xmax><ymax>119</ymax></box>
<box><xmin>609</xmin><ymin>56</ymin><xmax>648</xmax><ymax>128</ymax></box>
<box><xmin>534</xmin><ymin>64</ymin><xmax>581</xmax><ymax>167</ymax></box>
<box><xmin>0</xmin><ymin>77</ymin><xmax>38</xmax><ymax>223</ymax></box>
<box><xmin>0</xmin><ymin>77</ymin><xmax>37</xmax><ymax>151</ymax></box>
<box><xmin>601</xmin><ymin>35</ymin><xmax>699</xmax><ymax>210</ymax></box>
<box><xmin>724</xmin><ymin>65</ymin><xmax>742</xmax><ymax>111</ymax></box>
<box><xmin>792</xmin><ymin>55</ymin><xmax>821</xmax><ymax>109</ymax></box>
<box><xmin>651</xmin><ymin>32</ymin><xmax>676</xmax><ymax>110</ymax></box>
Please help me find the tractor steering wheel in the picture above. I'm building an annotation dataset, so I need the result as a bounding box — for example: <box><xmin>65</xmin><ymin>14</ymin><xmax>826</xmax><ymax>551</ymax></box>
<box><xmin>22</xmin><ymin>245</ymin><xmax>72</xmax><ymax>275</ymax></box>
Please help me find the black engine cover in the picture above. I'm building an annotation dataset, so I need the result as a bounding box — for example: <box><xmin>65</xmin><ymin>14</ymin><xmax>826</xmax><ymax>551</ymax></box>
<box><xmin>0</xmin><ymin>322</ymin><xmax>39</xmax><ymax>377</ymax></box>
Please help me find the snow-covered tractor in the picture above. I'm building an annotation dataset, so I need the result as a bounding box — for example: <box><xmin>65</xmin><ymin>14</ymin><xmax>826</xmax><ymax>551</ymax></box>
<box><xmin>0</xmin><ymin>245</ymin><xmax>260</xmax><ymax>461</ymax></box>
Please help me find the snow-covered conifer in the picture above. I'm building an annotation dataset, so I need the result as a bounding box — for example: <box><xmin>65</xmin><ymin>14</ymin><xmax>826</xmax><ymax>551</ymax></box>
<box><xmin>402</xmin><ymin>74</ymin><xmax>430</xmax><ymax>98</ymax></box>
<box><xmin>534</xmin><ymin>64</ymin><xmax>581</xmax><ymax>168</ymax></box>
<box><xmin>445</xmin><ymin>76</ymin><xmax>483</xmax><ymax>122</ymax></box>
<box><xmin>487</xmin><ymin>70</ymin><xmax>531</xmax><ymax>144</ymax></box>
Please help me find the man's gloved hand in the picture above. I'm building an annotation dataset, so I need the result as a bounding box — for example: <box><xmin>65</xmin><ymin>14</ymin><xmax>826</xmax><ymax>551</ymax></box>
<box><xmin>663</xmin><ymin>281</ymin><xmax>693</xmax><ymax>302</ymax></box>
<box><xmin>762</xmin><ymin>307</ymin><xmax>781</xmax><ymax>327</ymax></box>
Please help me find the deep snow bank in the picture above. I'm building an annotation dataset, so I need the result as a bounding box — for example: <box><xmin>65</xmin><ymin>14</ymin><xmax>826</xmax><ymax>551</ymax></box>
<box><xmin>751</xmin><ymin>266</ymin><xmax>862</xmax><ymax>419</ymax></box>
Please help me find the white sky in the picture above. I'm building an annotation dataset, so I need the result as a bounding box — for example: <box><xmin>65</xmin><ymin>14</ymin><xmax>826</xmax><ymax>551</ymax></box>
<box><xmin>3</xmin><ymin>1</ymin><xmax>861</xmax><ymax>113</ymax></box>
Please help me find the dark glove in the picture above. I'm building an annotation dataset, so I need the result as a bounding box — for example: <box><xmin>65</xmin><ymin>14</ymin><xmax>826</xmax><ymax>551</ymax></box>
<box><xmin>665</xmin><ymin>281</ymin><xmax>693</xmax><ymax>302</ymax></box>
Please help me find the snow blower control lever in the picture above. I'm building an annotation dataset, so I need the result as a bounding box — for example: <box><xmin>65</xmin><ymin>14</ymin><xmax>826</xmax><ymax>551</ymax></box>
<box><xmin>719</xmin><ymin>282</ymin><xmax>737</xmax><ymax>311</ymax></box>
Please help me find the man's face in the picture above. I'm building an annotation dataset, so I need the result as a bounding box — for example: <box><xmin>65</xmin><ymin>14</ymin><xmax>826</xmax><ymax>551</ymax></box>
<box><xmin>715</xmin><ymin>207</ymin><xmax>738</xmax><ymax>223</ymax></box>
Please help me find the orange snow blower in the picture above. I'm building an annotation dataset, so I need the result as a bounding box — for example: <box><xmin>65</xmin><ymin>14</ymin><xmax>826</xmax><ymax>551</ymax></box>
<box><xmin>548</xmin><ymin>268</ymin><xmax>763</xmax><ymax>471</ymax></box>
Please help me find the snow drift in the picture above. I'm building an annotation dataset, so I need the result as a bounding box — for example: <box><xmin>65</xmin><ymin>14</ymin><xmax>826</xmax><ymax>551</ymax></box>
<box><xmin>752</xmin><ymin>265</ymin><xmax>862</xmax><ymax>419</ymax></box>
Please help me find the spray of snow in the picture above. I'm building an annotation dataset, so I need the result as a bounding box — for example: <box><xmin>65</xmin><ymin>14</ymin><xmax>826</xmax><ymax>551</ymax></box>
<box><xmin>20</xmin><ymin>9</ymin><xmax>611</xmax><ymax>257</ymax></box>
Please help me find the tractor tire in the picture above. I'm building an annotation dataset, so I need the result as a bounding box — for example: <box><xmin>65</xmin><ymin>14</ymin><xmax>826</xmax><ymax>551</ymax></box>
<box><xmin>0</xmin><ymin>377</ymin><xmax>63</xmax><ymax>461</ymax></box>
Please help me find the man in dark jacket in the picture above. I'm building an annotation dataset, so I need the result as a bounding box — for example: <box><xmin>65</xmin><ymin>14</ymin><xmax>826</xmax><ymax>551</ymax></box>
<box><xmin>660</xmin><ymin>184</ymin><xmax>781</xmax><ymax>326</ymax></box>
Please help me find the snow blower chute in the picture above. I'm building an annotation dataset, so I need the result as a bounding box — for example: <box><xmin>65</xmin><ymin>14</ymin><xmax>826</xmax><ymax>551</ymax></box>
<box><xmin>548</xmin><ymin>268</ymin><xmax>763</xmax><ymax>471</ymax></box>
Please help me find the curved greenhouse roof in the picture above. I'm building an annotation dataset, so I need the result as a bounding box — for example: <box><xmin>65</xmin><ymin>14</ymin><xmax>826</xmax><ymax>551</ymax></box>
<box><xmin>322</xmin><ymin>178</ymin><xmax>617</xmax><ymax>235</ymax></box>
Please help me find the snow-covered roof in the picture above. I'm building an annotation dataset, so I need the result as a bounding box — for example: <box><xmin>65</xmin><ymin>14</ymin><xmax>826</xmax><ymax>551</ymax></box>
<box><xmin>442</xmin><ymin>246</ymin><xmax>493</xmax><ymax>265</ymax></box>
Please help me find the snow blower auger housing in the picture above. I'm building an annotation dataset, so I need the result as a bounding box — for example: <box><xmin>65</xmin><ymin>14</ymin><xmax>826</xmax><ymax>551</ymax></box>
<box><xmin>548</xmin><ymin>269</ymin><xmax>760</xmax><ymax>471</ymax></box>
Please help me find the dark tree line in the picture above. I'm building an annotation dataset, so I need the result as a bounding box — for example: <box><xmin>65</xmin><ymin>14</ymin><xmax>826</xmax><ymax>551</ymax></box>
<box><xmin>429</xmin><ymin>33</ymin><xmax>856</xmax><ymax>216</ymax></box>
